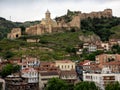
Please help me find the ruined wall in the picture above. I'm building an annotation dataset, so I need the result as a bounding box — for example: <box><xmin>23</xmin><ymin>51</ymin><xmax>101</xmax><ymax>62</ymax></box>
<box><xmin>7</xmin><ymin>28</ymin><xmax>21</xmax><ymax>39</ymax></box>
<box><xmin>80</xmin><ymin>9</ymin><xmax>112</xmax><ymax>20</ymax></box>
<box><xmin>26</xmin><ymin>25</ymin><xmax>38</xmax><ymax>35</ymax></box>
<box><xmin>69</xmin><ymin>15</ymin><xmax>81</xmax><ymax>29</ymax></box>
<box><xmin>56</xmin><ymin>9</ymin><xmax>112</xmax><ymax>30</ymax></box>
<box><xmin>25</xmin><ymin>24</ymin><xmax>53</xmax><ymax>35</ymax></box>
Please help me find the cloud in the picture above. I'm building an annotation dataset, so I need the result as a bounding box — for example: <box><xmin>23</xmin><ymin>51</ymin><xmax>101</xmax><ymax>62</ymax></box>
<box><xmin>0</xmin><ymin>0</ymin><xmax>120</xmax><ymax>22</ymax></box>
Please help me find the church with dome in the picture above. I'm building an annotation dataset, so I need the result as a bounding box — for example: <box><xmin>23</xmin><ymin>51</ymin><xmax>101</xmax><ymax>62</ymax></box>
<box><xmin>25</xmin><ymin>10</ymin><xmax>57</xmax><ymax>35</ymax></box>
<box><xmin>25</xmin><ymin>10</ymin><xmax>81</xmax><ymax>35</ymax></box>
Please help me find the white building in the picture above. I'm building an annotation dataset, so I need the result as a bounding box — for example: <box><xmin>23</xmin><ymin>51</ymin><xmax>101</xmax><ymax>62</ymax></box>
<box><xmin>21</xmin><ymin>67</ymin><xmax>39</xmax><ymax>83</ymax></box>
<box><xmin>0</xmin><ymin>78</ymin><xmax>5</xmax><ymax>90</ymax></box>
<box><xmin>83</xmin><ymin>68</ymin><xmax>120</xmax><ymax>90</ymax></box>
<box><xmin>88</xmin><ymin>44</ymin><xmax>97</xmax><ymax>52</ymax></box>
<box><xmin>101</xmin><ymin>42</ymin><xmax>110</xmax><ymax>51</ymax></box>
<box><xmin>20</xmin><ymin>57</ymin><xmax>40</xmax><ymax>69</ymax></box>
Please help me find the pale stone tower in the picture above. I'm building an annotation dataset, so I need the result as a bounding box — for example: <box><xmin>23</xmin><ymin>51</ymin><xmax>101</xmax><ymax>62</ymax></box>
<box><xmin>69</xmin><ymin>15</ymin><xmax>81</xmax><ymax>29</ymax></box>
<box><xmin>103</xmin><ymin>9</ymin><xmax>112</xmax><ymax>18</ymax></box>
<box><xmin>45</xmin><ymin>10</ymin><xmax>51</xmax><ymax>19</ymax></box>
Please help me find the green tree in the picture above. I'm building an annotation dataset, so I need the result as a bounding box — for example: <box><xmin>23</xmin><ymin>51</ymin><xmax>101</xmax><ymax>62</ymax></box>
<box><xmin>12</xmin><ymin>65</ymin><xmax>21</xmax><ymax>73</ymax></box>
<box><xmin>81</xmin><ymin>17</ymin><xmax>120</xmax><ymax>41</ymax></box>
<box><xmin>0</xmin><ymin>64</ymin><xmax>20</xmax><ymax>78</ymax></box>
<box><xmin>45</xmin><ymin>78</ymin><xmax>68</xmax><ymax>90</ymax></box>
<box><xmin>105</xmin><ymin>82</ymin><xmax>120</xmax><ymax>90</ymax></box>
<box><xmin>66</xmin><ymin>47</ymin><xmax>76</xmax><ymax>54</ymax></box>
<box><xmin>3</xmin><ymin>51</ymin><xmax>14</xmax><ymax>59</ymax></box>
<box><xmin>74</xmin><ymin>81</ymin><xmax>99</xmax><ymax>90</ymax></box>
<box><xmin>86</xmin><ymin>53</ymin><xmax>96</xmax><ymax>61</ymax></box>
<box><xmin>111</xmin><ymin>44</ymin><xmax>120</xmax><ymax>54</ymax></box>
<box><xmin>0</xmin><ymin>82</ymin><xmax>2</xmax><ymax>90</ymax></box>
<box><xmin>19</xmin><ymin>26</ymin><xmax>25</xmax><ymax>35</ymax></box>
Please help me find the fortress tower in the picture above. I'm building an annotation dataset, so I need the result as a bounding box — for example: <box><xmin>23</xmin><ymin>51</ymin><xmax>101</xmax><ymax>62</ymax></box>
<box><xmin>103</xmin><ymin>9</ymin><xmax>112</xmax><ymax>18</ymax></box>
<box><xmin>45</xmin><ymin>10</ymin><xmax>51</xmax><ymax>19</ymax></box>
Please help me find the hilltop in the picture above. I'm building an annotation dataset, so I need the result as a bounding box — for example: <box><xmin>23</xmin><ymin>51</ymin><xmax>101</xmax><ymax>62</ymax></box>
<box><xmin>0</xmin><ymin>17</ymin><xmax>40</xmax><ymax>39</ymax></box>
<box><xmin>0</xmin><ymin>9</ymin><xmax>120</xmax><ymax>61</ymax></box>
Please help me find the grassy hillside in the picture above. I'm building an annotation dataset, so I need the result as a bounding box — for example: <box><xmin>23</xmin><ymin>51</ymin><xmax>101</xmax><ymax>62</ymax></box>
<box><xmin>0</xmin><ymin>31</ymin><xmax>89</xmax><ymax>60</ymax></box>
<box><xmin>110</xmin><ymin>25</ymin><xmax>120</xmax><ymax>38</ymax></box>
<box><xmin>0</xmin><ymin>14</ymin><xmax>120</xmax><ymax>61</ymax></box>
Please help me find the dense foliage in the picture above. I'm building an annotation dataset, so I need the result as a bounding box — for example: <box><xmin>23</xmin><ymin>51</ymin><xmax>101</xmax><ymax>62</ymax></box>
<box><xmin>0</xmin><ymin>82</ymin><xmax>2</xmax><ymax>90</ymax></box>
<box><xmin>46</xmin><ymin>78</ymin><xmax>99</xmax><ymax>90</ymax></box>
<box><xmin>81</xmin><ymin>17</ymin><xmax>120</xmax><ymax>41</ymax></box>
<box><xmin>80</xmin><ymin>50</ymin><xmax>104</xmax><ymax>61</ymax></box>
<box><xmin>105</xmin><ymin>82</ymin><xmax>120</xmax><ymax>90</ymax></box>
<box><xmin>111</xmin><ymin>44</ymin><xmax>120</xmax><ymax>54</ymax></box>
<box><xmin>74</xmin><ymin>81</ymin><xmax>99</xmax><ymax>90</ymax></box>
<box><xmin>45</xmin><ymin>78</ymin><xmax>68</xmax><ymax>90</ymax></box>
<box><xmin>46</xmin><ymin>79</ymin><xmax>120</xmax><ymax>90</ymax></box>
<box><xmin>0</xmin><ymin>64</ymin><xmax>20</xmax><ymax>78</ymax></box>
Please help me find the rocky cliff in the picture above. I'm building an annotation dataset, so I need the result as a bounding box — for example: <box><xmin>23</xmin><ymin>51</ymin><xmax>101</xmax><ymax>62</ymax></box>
<box><xmin>79</xmin><ymin>34</ymin><xmax>101</xmax><ymax>43</ymax></box>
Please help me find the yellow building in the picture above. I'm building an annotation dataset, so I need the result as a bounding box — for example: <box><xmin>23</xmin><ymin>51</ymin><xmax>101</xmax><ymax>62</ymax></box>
<box><xmin>55</xmin><ymin>60</ymin><xmax>75</xmax><ymax>71</ymax></box>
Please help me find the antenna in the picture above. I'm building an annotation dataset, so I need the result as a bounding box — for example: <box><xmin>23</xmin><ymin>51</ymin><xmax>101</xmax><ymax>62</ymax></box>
<box><xmin>10</xmin><ymin>16</ymin><xmax>11</xmax><ymax>21</ymax></box>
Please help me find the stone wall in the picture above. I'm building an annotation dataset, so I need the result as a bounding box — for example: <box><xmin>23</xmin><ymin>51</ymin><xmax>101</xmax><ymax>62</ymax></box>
<box><xmin>7</xmin><ymin>28</ymin><xmax>21</xmax><ymax>39</ymax></box>
<box><xmin>80</xmin><ymin>9</ymin><xmax>112</xmax><ymax>20</ymax></box>
<box><xmin>69</xmin><ymin>15</ymin><xmax>81</xmax><ymax>29</ymax></box>
<box><xmin>57</xmin><ymin>9</ymin><xmax>112</xmax><ymax>30</ymax></box>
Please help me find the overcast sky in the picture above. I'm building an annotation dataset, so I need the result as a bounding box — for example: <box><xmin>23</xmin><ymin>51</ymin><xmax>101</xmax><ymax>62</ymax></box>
<box><xmin>0</xmin><ymin>0</ymin><xmax>120</xmax><ymax>22</ymax></box>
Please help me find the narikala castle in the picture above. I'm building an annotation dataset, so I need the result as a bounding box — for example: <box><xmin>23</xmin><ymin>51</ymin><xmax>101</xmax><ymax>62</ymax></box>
<box><xmin>7</xmin><ymin>9</ymin><xmax>112</xmax><ymax>39</ymax></box>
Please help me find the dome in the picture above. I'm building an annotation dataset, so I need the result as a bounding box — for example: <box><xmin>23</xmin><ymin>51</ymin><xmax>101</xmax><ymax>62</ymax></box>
<box><xmin>46</xmin><ymin>9</ymin><xmax>50</xmax><ymax>14</ymax></box>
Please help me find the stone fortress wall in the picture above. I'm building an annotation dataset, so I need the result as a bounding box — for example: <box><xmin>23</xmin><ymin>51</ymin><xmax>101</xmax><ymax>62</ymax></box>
<box><xmin>7</xmin><ymin>9</ymin><xmax>112</xmax><ymax>39</ymax></box>
<box><xmin>68</xmin><ymin>8</ymin><xmax>112</xmax><ymax>30</ymax></box>
<box><xmin>80</xmin><ymin>9</ymin><xmax>112</xmax><ymax>19</ymax></box>
<box><xmin>7</xmin><ymin>28</ymin><xmax>21</xmax><ymax>39</ymax></box>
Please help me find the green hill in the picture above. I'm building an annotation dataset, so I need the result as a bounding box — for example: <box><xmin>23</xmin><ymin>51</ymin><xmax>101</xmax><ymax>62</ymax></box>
<box><xmin>110</xmin><ymin>25</ymin><xmax>120</xmax><ymax>39</ymax></box>
<box><xmin>0</xmin><ymin>17</ymin><xmax>17</xmax><ymax>39</ymax></box>
<box><xmin>0</xmin><ymin>17</ymin><xmax>40</xmax><ymax>39</ymax></box>
<box><xmin>0</xmin><ymin>14</ymin><xmax>120</xmax><ymax>61</ymax></box>
<box><xmin>0</xmin><ymin>31</ymin><xmax>85</xmax><ymax>60</ymax></box>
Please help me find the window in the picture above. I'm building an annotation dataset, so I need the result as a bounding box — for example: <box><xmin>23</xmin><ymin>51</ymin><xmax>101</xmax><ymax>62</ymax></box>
<box><xmin>32</xmin><ymin>72</ymin><xmax>34</xmax><ymax>76</ymax></box>
<box><xmin>72</xmin><ymin>65</ymin><xmax>73</xmax><ymax>69</ymax></box>
<box><xmin>68</xmin><ymin>65</ymin><xmax>69</xmax><ymax>68</ymax></box>
<box><xmin>62</xmin><ymin>65</ymin><xmax>63</xmax><ymax>69</ymax></box>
